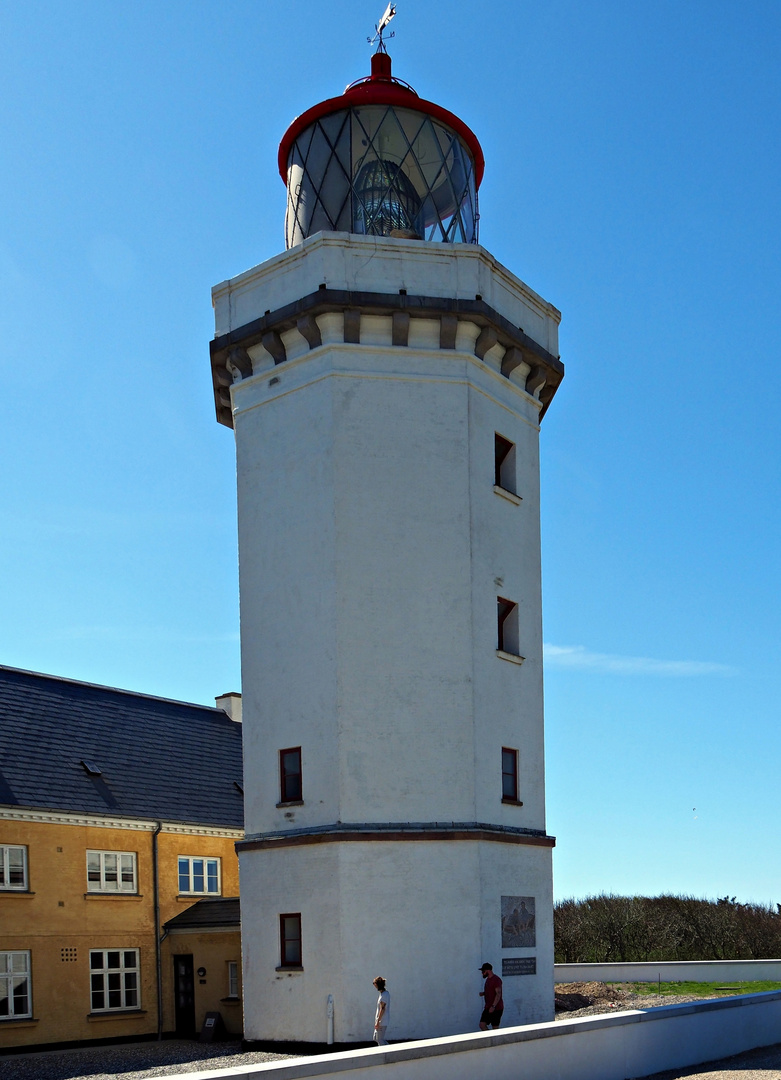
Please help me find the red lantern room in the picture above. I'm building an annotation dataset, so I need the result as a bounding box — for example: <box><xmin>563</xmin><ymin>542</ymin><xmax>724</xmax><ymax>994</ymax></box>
<box><xmin>278</xmin><ymin>49</ymin><xmax>485</xmax><ymax>249</ymax></box>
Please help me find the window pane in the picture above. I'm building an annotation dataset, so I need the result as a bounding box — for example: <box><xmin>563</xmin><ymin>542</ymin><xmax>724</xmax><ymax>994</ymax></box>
<box><xmin>107</xmin><ymin>951</ymin><xmax>121</xmax><ymax>969</ymax></box>
<box><xmin>90</xmin><ymin>952</ymin><xmax>103</xmax><ymax>970</ymax></box>
<box><xmin>8</xmin><ymin>849</ymin><xmax>24</xmax><ymax>886</ymax></box>
<box><xmin>91</xmin><ymin>989</ymin><xmax>105</xmax><ymax>1010</ymax></box>
<box><xmin>502</xmin><ymin>749</ymin><xmax>517</xmax><ymax>799</ymax></box>
<box><xmin>11</xmin><ymin>954</ymin><xmax>27</xmax><ymax>974</ymax></box>
<box><xmin>91</xmin><ymin>973</ymin><xmax>103</xmax><ymax>991</ymax></box>
<box><xmin>104</xmin><ymin>853</ymin><xmax>118</xmax><ymax>883</ymax></box>
<box><xmin>178</xmin><ymin>858</ymin><xmax>189</xmax><ymax>893</ymax></box>
<box><xmin>0</xmin><ymin>956</ymin><xmax>6</xmax><ymax>974</ymax></box>
<box><xmin>12</xmin><ymin>978</ymin><xmax>28</xmax><ymax>1014</ymax></box>
<box><xmin>125</xmin><ymin>987</ymin><xmax>138</xmax><ymax>1007</ymax></box>
<box><xmin>0</xmin><ymin>989</ymin><xmax>8</xmax><ymax>1016</ymax></box>
<box><xmin>108</xmin><ymin>972</ymin><xmax>121</xmax><ymax>991</ymax></box>
<box><xmin>282</xmin><ymin>915</ymin><xmax>302</xmax><ymax>965</ymax></box>
<box><xmin>124</xmin><ymin>971</ymin><xmax>137</xmax><ymax>990</ymax></box>
<box><xmin>108</xmin><ymin>988</ymin><xmax>122</xmax><ymax>1008</ymax></box>
<box><xmin>282</xmin><ymin>750</ymin><xmax>299</xmax><ymax>773</ymax></box>
<box><xmin>124</xmin><ymin>951</ymin><xmax>136</xmax><ymax>969</ymax></box>
<box><xmin>87</xmin><ymin>853</ymin><xmax>101</xmax><ymax>882</ymax></box>
<box><xmin>120</xmin><ymin>856</ymin><xmax>135</xmax><ymax>886</ymax></box>
<box><xmin>192</xmin><ymin>860</ymin><xmax>204</xmax><ymax>892</ymax></box>
<box><xmin>207</xmin><ymin>861</ymin><xmax>218</xmax><ymax>893</ymax></box>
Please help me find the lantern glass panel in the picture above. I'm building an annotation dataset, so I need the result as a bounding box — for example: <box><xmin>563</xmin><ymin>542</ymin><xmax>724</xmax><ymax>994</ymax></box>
<box><xmin>285</xmin><ymin>105</ymin><xmax>477</xmax><ymax>248</ymax></box>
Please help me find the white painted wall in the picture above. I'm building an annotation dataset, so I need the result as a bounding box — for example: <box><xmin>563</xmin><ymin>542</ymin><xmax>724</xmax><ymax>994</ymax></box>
<box><xmin>224</xmin><ymin>237</ymin><xmax>560</xmax><ymax>1042</ymax></box>
<box><xmin>212</xmin><ymin>233</ymin><xmax>561</xmax><ymax>359</ymax></box>
<box><xmin>240</xmin><ymin>840</ymin><xmax>554</xmax><ymax>1043</ymax></box>
<box><xmin>176</xmin><ymin>993</ymin><xmax>781</xmax><ymax>1080</ymax></box>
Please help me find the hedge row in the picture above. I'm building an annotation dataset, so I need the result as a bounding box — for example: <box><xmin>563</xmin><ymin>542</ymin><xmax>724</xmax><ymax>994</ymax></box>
<box><xmin>554</xmin><ymin>894</ymin><xmax>781</xmax><ymax>963</ymax></box>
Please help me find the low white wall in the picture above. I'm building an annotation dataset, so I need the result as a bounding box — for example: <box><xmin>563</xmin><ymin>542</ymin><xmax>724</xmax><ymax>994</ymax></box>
<box><xmin>186</xmin><ymin>991</ymin><xmax>781</xmax><ymax>1080</ymax></box>
<box><xmin>555</xmin><ymin>959</ymin><xmax>781</xmax><ymax>983</ymax></box>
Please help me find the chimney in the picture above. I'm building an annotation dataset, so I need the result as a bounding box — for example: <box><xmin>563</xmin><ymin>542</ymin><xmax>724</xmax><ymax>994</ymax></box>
<box><xmin>216</xmin><ymin>692</ymin><xmax>242</xmax><ymax>723</ymax></box>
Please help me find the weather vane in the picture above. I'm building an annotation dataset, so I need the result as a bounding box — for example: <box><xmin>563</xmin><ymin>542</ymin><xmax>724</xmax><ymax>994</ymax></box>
<box><xmin>368</xmin><ymin>3</ymin><xmax>396</xmax><ymax>51</ymax></box>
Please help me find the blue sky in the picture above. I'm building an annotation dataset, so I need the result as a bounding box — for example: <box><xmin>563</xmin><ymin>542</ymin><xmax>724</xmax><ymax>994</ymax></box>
<box><xmin>1</xmin><ymin>1</ymin><xmax>779</xmax><ymax>905</ymax></box>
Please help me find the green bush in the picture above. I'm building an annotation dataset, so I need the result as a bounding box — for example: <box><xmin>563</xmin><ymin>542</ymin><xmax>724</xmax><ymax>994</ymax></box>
<box><xmin>554</xmin><ymin>894</ymin><xmax>781</xmax><ymax>963</ymax></box>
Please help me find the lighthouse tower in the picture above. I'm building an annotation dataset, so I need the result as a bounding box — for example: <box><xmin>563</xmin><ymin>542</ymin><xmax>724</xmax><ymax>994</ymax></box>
<box><xmin>210</xmin><ymin>40</ymin><xmax>563</xmax><ymax>1044</ymax></box>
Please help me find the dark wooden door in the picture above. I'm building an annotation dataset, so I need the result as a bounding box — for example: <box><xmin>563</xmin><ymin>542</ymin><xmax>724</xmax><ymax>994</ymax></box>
<box><xmin>173</xmin><ymin>954</ymin><xmax>196</xmax><ymax>1038</ymax></box>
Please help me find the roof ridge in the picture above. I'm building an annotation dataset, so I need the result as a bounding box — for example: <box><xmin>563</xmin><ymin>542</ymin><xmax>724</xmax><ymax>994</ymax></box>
<box><xmin>0</xmin><ymin>663</ymin><xmax>226</xmax><ymax>713</ymax></box>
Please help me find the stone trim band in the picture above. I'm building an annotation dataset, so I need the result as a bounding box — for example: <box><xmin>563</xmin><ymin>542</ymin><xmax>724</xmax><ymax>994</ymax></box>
<box><xmin>210</xmin><ymin>288</ymin><xmax>565</xmax><ymax>429</ymax></box>
<box><xmin>237</xmin><ymin>821</ymin><xmax>556</xmax><ymax>852</ymax></box>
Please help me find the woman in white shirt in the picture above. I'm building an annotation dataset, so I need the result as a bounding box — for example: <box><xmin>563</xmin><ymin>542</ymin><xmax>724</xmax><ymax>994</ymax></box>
<box><xmin>372</xmin><ymin>976</ymin><xmax>390</xmax><ymax>1045</ymax></box>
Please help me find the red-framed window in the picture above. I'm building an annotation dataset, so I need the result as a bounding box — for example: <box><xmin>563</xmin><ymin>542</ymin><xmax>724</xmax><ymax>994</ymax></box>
<box><xmin>279</xmin><ymin>747</ymin><xmax>302</xmax><ymax>803</ymax></box>
<box><xmin>502</xmin><ymin>747</ymin><xmax>519</xmax><ymax>802</ymax></box>
<box><xmin>279</xmin><ymin>913</ymin><xmax>302</xmax><ymax>968</ymax></box>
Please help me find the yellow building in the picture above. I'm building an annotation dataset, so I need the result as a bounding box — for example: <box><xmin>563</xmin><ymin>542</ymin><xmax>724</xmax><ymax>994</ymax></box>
<box><xmin>0</xmin><ymin>665</ymin><xmax>244</xmax><ymax>1050</ymax></box>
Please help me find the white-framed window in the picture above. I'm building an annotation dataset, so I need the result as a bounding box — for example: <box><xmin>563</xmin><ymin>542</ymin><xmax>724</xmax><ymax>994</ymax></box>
<box><xmin>89</xmin><ymin>949</ymin><xmax>140</xmax><ymax>1012</ymax></box>
<box><xmin>227</xmin><ymin>960</ymin><xmax>239</xmax><ymax>998</ymax></box>
<box><xmin>178</xmin><ymin>856</ymin><xmax>220</xmax><ymax>895</ymax></box>
<box><xmin>0</xmin><ymin>845</ymin><xmax>28</xmax><ymax>891</ymax></box>
<box><xmin>87</xmin><ymin>851</ymin><xmax>137</xmax><ymax>893</ymax></box>
<box><xmin>0</xmin><ymin>951</ymin><xmax>32</xmax><ymax>1019</ymax></box>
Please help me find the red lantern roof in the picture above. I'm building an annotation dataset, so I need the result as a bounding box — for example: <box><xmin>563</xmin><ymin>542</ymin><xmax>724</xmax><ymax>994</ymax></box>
<box><xmin>278</xmin><ymin>52</ymin><xmax>485</xmax><ymax>188</ymax></box>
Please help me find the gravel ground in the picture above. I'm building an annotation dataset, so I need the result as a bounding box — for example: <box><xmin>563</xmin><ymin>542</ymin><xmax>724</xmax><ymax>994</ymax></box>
<box><xmin>0</xmin><ymin>1039</ymin><xmax>296</xmax><ymax>1080</ymax></box>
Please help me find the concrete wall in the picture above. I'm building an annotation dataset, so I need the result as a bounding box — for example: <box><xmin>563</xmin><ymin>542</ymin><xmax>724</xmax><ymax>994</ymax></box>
<box><xmin>173</xmin><ymin>992</ymin><xmax>781</xmax><ymax>1080</ymax></box>
<box><xmin>556</xmin><ymin>959</ymin><xmax>781</xmax><ymax>983</ymax></box>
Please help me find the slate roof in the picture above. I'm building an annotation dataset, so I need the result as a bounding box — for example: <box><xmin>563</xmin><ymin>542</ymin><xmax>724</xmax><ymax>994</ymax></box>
<box><xmin>0</xmin><ymin>665</ymin><xmax>244</xmax><ymax>829</ymax></box>
<box><xmin>164</xmin><ymin>896</ymin><xmax>241</xmax><ymax>931</ymax></box>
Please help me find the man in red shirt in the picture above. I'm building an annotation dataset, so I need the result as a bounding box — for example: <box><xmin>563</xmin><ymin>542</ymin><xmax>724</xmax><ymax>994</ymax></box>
<box><xmin>478</xmin><ymin>962</ymin><xmax>504</xmax><ymax>1029</ymax></box>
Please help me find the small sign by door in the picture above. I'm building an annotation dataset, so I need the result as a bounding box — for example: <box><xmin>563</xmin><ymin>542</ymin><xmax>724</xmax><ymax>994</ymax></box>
<box><xmin>199</xmin><ymin>1011</ymin><xmax>226</xmax><ymax>1042</ymax></box>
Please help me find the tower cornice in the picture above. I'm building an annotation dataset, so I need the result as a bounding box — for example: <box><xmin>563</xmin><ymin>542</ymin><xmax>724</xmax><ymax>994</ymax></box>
<box><xmin>211</xmin><ymin>287</ymin><xmax>563</xmax><ymax>429</ymax></box>
<box><xmin>237</xmin><ymin>821</ymin><xmax>556</xmax><ymax>852</ymax></box>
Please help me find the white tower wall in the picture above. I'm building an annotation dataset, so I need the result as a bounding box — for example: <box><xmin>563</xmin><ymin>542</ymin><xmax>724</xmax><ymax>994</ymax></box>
<box><xmin>212</xmin><ymin>234</ymin><xmax>562</xmax><ymax>1042</ymax></box>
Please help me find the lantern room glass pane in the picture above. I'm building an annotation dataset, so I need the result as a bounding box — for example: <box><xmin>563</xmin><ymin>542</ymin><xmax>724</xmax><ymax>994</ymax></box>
<box><xmin>284</xmin><ymin>105</ymin><xmax>478</xmax><ymax>248</ymax></box>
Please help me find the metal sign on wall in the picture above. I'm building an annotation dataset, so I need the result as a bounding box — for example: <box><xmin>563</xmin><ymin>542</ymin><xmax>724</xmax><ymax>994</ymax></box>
<box><xmin>502</xmin><ymin>957</ymin><xmax>537</xmax><ymax>977</ymax></box>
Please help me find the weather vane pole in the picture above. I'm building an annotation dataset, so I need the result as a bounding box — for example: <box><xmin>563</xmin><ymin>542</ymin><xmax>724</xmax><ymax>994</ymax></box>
<box><xmin>368</xmin><ymin>3</ymin><xmax>396</xmax><ymax>52</ymax></box>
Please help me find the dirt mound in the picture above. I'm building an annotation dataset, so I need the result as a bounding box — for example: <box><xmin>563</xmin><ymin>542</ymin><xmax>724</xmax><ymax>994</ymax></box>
<box><xmin>555</xmin><ymin>981</ymin><xmax>629</xmax><ymax>1012</ymax></box>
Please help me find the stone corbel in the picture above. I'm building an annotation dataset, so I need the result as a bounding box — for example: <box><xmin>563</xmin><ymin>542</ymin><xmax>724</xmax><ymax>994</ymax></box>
<box><xmin>297</xmin><ymin>314</ymin><xmax>322</xmax><ymax>350</ymax></box>
<box><xmin>439</xmin><ymin>313</ymin><xmax>458</xmax><ymax>349</ymax></box>
<box><xmin>213</xmin><ymin>364</ymin><xmax>232</xmax><ymax>388</ymax></box>
<box><xmin>343</xmin><ymin>309</ymin><xmax>361</xmax><ymax>344</ymax></box>
<box><xmin>226</xmin><ymin>347</ymin><xmax>253</xmax><ymax>381</ymax></box>
<box><xmin>392</xmin><ymin>311</ymin><xmax>410</xmax><ymax>347</ymax></box>
<box><xmin>474</xmin><ymin>326</ymin><xmax>498</xmax><ymax>360</ymax></box>
<box><xmin>501</xmin><ymin>346</ymin><xmax>525</xmax><ymax>378</ymax></box>
<box><xmin>261</xmin><ymin>331</ymin><xmax>287</xmax><ymax>366</ymax></box>
<box><xmin>525</xmin><ymin>366</ymin><xmax>547</xmax><ymax>397</ymax></box>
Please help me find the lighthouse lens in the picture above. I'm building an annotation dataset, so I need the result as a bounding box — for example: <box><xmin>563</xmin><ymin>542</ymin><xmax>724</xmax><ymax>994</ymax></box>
<box><xmin>353</xmin><ymin>157</ymin><xmax>422</xmax><ymax>237</ymax></box>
